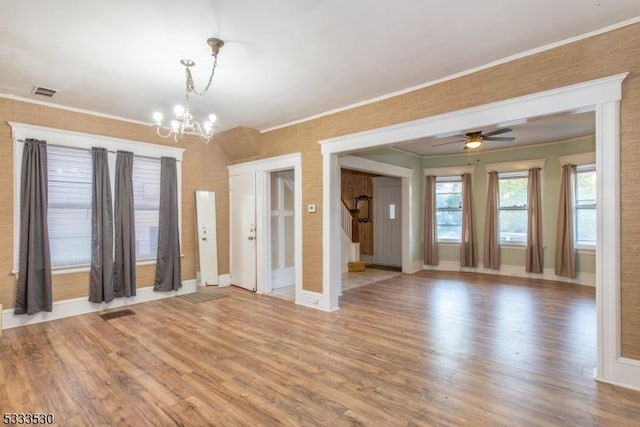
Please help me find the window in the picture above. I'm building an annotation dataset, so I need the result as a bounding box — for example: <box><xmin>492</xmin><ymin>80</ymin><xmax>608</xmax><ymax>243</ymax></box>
<box><xmin>132</xmin><ymin>156</ymin><xmax>161</xmax><ymax>260</ymax></box>
<box><xmin>47</xmin><ymin>146</ymin><xmax>93</xmax><ymax>267</ymax></box>
<box><xmin>435</xmin><ymin>177</ymin><xmax>462</xmax><ymax>242</ymax></box>
<box><xmin>575</xmin><ymin>163</ymin><xmax>596</xmax><ymax>247</ymax></box>
<box><xmin>498</xmin><ymin>171</ymin><xmax>528</xmax><ymax>244</ymax></box>
<box><xmin>11</xmin><ymin>123</ymin><xmax>183</xmax><ymax>275</ymax></box>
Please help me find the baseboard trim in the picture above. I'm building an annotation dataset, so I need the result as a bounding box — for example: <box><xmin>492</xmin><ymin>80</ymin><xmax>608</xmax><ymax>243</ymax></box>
<box><xmin>2</xmin><ymin>279</ymin><xmax>197</xmax><ymax>330</ymax></box>
<box><xmin>409</xmin><ymin>260</ymin><xmax>423</xmax><ymax>274</ymax></box>
<box><xmin>295</xmin><ymin>289</ymin><xmax>338</xmax><ymax>312</ymax></box>
<box><xmin>218</xmin><ymin>274</ymin><xmax>232</xmax><ymax>287</ymax></box>
<box><xmin>596</xmin><ymin>357</ymin><xmax>640</xmax><ymax>392</ymax></box>
<box><xmin>422</xmin><ymin>262</ymin><xmax>595</xmax><ymax>286</ymax></box>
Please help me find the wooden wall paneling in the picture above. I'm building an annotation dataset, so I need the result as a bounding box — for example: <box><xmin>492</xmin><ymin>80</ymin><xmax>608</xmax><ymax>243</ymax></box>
<box><xmin>341</xmin><ymin>169</ymin><xmax>376</xmax><ymax>255</ymax></box>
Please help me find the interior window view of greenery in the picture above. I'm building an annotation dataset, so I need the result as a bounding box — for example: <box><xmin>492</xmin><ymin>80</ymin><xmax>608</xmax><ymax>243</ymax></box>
<box><xmin>498</xmin><ymin>171</ymin><xmax>529</xmax><ymax>244</ymax></box>
<box><xmin>435</xmin><ymin>177</ymin><xmax>463</xmax><ymax>242</ymax></box>
<box><xmin>576</xmin><ymin>164</ymin><xmax>596</xmax><ymax>247</ymax></box>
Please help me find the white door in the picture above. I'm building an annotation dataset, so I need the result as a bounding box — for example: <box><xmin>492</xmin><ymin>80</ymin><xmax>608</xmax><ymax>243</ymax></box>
<box><xmin>230</xmin><ymin>173</ymin><xmax>257</xmax><ymax>291</ymax></box>
<box><xmin>195</xmin><ymin>191</ymin><xmax>219</xmax><ymax>285</ymax></box>
<box><xmin>372</xmin><ymin>177</ymin><xmax>402</xmax><ymax>267</ymax></box>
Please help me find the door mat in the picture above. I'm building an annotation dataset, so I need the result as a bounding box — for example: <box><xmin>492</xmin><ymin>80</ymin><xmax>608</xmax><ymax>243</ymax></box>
<box><xmin>178</xmin><ymin>292</ymin><xmax>230</xmax><ymax>304</ymax></box>
<box><xmin>100</xmin><ymin>309</ymin><xmax>136</xmax><ymax>321</ymax></box>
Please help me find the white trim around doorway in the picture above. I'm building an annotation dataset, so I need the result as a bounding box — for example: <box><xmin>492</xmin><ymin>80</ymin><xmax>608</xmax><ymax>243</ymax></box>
<box><xmin>228</xmin><ymin>153</ymin><xmax>303</xmax><ymax>304</ymax></box>
<box><xmin>319</xmin><ymin>73</ymin><xmax>638</xmax><ymax>391</ymax></box>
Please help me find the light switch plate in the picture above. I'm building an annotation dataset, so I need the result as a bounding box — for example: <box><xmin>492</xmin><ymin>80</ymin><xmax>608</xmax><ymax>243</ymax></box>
<box><xmin>308</xmin><ymin>204</ymin><xmax>316</xmax><ymax>213</ymax></box>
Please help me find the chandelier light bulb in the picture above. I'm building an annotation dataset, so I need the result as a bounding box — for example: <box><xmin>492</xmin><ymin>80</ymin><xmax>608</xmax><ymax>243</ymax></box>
<box><xmin>151</xmin><ymin>37</ymin><xmax>224</xmax><ymax>144</ymax></box>
<box><xmin>173</xmin><ymin>105</ymin><xmax>185</xmax><ymax>117</ymax></box>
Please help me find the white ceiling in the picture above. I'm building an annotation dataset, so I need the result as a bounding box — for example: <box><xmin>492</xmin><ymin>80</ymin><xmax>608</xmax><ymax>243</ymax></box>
<box><xmin>1</xmin><ymin>1</ymin><xmax>639</xmax><ymax>133</ymax></box>
<box><xmin>392</xmin><ymin>110</ymin><xmax>596</xmax><ymax>156</ymax></box>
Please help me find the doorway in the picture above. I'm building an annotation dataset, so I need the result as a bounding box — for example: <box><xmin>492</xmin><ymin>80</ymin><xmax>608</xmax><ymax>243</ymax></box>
<box><xmin>268</xmin><ymin>169</ymin><xmax>296</xmax><ymax>301</ymax></box>
<box><xmin>228</xmin><ymin>153</ymin><xmax>303</xmax><ymax>301</ymax></box>
<box><xmin>319</xmin><ymin>73</ymin><xmax>628</xmax><ymax>388</ymax></box>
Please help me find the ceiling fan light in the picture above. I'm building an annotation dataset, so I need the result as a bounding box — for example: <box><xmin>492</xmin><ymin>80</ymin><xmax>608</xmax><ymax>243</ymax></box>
<box><xmin>465</xmin><ymin>141</ymin><xmax>482</xmax><ymax>149</ymax></box>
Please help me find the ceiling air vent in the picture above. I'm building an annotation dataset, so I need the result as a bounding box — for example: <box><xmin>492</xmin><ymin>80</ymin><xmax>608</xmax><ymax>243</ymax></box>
<box><xmin>32</xmin><ymin>86</ymin><xmax>57</xmax><ymax>98</ymax></box>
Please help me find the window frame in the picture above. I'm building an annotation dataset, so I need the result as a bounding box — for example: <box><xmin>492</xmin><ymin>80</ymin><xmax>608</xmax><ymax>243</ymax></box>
<box><xmin>434</xmin><ymin>175</ymin><xmax>463</xmax><ymax>243</ymax></box>
<box><xmin>424</xmin><ymin>165</ymin><xmax>475</xmax><ymax>246</ymax></box>
<box><xmin>497</xmin><ymin>170</ymin><xmax>529</xmax><ymax>246</ymax></box>
<box><xmin>10</xmin><ymin>122</ymin><xmax>184</xmax><ymax>275</ymax></box>
<box><xmin>574</xmin><ymin>162</ymin><xmax>596</xmax><ymax>250</ymax></box>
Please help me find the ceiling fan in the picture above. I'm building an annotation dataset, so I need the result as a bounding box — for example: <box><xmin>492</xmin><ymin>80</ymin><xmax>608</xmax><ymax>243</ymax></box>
<box><xmin>434</xmin><ymin>128</ymin><xmax>515</xmax><ymax>149</ymax></box>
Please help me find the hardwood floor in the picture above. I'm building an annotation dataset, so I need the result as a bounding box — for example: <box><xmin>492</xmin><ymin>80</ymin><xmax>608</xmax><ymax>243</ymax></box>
<box><xmin>1</xmin><ymin>272</ymin><xmax>639</xmax><ymax>426</ymax></box>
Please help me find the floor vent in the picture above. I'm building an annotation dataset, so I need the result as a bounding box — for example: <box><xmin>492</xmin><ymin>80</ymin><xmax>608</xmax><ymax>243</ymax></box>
<box><xmin>32</xmin><ymin>86</ymin><xmax>57</xmax><ymax>97</ymax></box>
<box><xmin>100</xmin><ymin>309</ymin><xmax>136</xmax><ymax>321</ymax></box>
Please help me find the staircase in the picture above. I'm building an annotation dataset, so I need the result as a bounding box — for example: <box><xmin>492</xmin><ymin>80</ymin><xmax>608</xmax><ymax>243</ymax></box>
<box><xmin>341</xmin><ymin>200</ymin><xmax>362</xmax><ymax>273</ymax></box>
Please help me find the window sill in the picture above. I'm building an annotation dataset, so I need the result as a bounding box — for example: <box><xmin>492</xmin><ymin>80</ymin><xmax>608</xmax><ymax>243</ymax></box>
<box><xmin>500</xmin><ymin>243</ymin><xmax>526</xmax><ymax>250</ymax></box>
<box><xmin>577</xmin><ymin>246</ymin><xmax>596</xmax><ymax>254</ymax></box>
<box><xmin>10</xmin><ymin>256</ymin><xmax>181</xmax><ymax>276</ymax></box>
<box><xmin>437</xmin><ymin>241</ymin><xmax>461</xmax><ymax>246</ymax></box>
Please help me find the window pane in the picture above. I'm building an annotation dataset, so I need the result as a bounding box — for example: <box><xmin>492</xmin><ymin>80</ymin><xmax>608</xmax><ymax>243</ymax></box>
<box><xmin>498</xmin><ymin>176</ymin><xmax>528</xmax><ymax>208</ymax></box>
<box><xmin>499</xmin><ymin>209</ymin><xmax>527</xmax><ymax>243</ymax></box>
<box><xmin>133</xmin><ymin>157</ymin><xmax>161</xmax><ymax>260</ymax></box>
<box><xmin>576</xmin><ymin>208</ymin><xmax>596</xmax><ymax>245</ymax></box>
<box><xmin>47</xmin><ymin>146</ymin><xmax>92</xmax><ymax>267</ymax></box>
<box><xmin>435</xmin><ymin>178</ymin><xmax>462</xmax><ymax>241</ymax></box>
<box><xmin>576</xmin><ymin>169</ymin><xmax>596</xmax><ymax>207</ymax></box>
<box><xmin>436</xmin><ymin>209</ymin><xmax>462</xmax><ymax>240</ymax></box>
<box><xmin>576</xmin><ymin>167</ymin><xmax>596</xmax><ymax>246</ymax></box>
<box><xmin>435</xmin><ymin>181</ymin><xmax>462</xmax><ymax>208</ymax></box>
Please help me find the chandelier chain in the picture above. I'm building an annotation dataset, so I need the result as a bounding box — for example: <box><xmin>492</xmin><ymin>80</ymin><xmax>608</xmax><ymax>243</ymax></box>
<box><xmin>185</xmin><ymin>55</ymin><xmax>219</xmax><ymax>99</ymax></box>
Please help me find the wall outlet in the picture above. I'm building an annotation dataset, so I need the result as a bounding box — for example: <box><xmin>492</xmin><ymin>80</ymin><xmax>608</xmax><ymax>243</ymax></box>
<box><xmin>308</xmin><ymin>204</ymin><xmax>317</xmax><ymax>213</ymax></box>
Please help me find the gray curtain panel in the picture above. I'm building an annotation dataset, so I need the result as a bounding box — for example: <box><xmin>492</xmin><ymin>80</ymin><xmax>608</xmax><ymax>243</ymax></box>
<box><xmin>113</xmin><ymin>151</ymin><xmax>136</xmax><ymax>297</ymax></box>
<box><xmin>89</xmin><ymin>147</ymin><xmax>114</xmax><ymax>303</ymax></box>
<box><xmin>483</xmin><ymin>171</ymin><xmax>500</xmax><ymax>270</ymax></box>
<box><xmin>555</xmin><ymin>164</ymin><xmax>576</xmax><ymax>278</ymax></box>
<box><xmin>460</xmin><ymin>173</ymin><xmax>476</xmax><ymax>268</ymax></box>
<box><xmin>423</xmin><ymin>175</ymin><xmax>439</xmax><ymax>265</ymax></box>
<box><xmin>15</xmin><ymin>139</ymin><xmax>52</xmax><ymax>315</ymax></box>
<box><xmin>526</xmin><ymin>168</ymin><xmax>544</xmax><ymax>273</ymax></box>
<box><xmin>154</xmin><ymin>157</ymin><xmax>182</xmax><ymax>292</ymax></box>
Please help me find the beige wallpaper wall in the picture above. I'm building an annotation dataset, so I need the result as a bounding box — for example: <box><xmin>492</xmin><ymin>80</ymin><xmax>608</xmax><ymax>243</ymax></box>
<box><xmin>0</xmin><ymin>98</ymin><xmax>230</xmax><ymax>311</ymax></box>
<box><xmin>258</xmin><ymin>23</ymin><xmax>640</xmax><ymax>359</ymax></box>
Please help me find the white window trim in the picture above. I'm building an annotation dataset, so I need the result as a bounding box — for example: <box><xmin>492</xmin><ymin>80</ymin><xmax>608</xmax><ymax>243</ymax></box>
<box><xmin>558</xmin><ymin>152</ymin><xmax>596</xmax><ymax>166</ymax></box>
<box><xmin>423</xmin><ymin>165</ymin><xmax>475</xmax><ymax>176</ymax></box>
<box><xmin>9</xmin><ymin>122</ymin><xmax>184</xmax><ymax>275</ymax></box>
<box><xmin>485</xmin><ymin>158</ymin><xmax>546</xmax><ymax>173</ymax></box>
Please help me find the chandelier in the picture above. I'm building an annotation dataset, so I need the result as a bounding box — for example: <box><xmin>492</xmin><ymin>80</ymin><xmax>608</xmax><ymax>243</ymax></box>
<box><xmin>152</xmin><ymin>37</ymin><xmax>224</xmax><ymax>143</ymax></box>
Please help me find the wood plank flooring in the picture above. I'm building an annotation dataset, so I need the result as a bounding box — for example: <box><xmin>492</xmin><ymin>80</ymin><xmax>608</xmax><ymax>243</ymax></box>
<box><xmin>1</xmin><ymin>271</ymin><xmax>639</xmax><ymax>426</ymax></box>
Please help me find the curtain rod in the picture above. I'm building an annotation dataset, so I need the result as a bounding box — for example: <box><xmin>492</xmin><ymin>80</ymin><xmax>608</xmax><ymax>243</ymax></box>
<box><xmin>16</xmin><ymin>139</ymin><xmax>181</xmax><ymax>162</ymax></box>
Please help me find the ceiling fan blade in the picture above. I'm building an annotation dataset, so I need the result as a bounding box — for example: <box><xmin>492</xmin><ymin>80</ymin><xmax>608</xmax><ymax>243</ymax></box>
<box><xmin>485</xmin><ymin>136</ymin><xmax>515</xmax><ymax>142</ymax></box>
<box><xmin>434</xmin><ymin>131</ymin><xmax>464</xmax><ymax>139</ymax></box>
<box><xmin>433</xmin><ymin>139</ymin><xmax>465</xmax><ymax>147</ymax></box>
<box><xmin>483</xmin><ymin>128</ymin><xmax>512</xmax><ymax>137</ymax></box>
